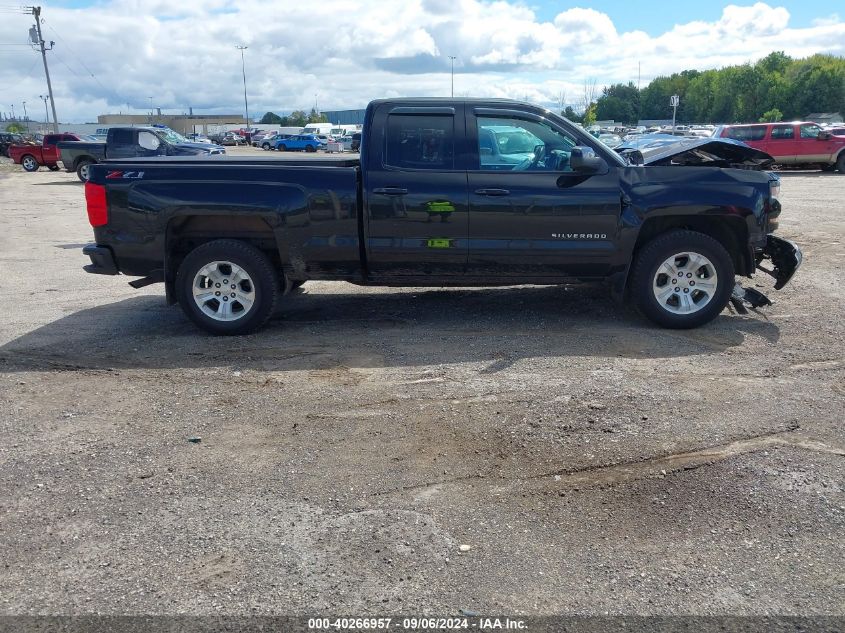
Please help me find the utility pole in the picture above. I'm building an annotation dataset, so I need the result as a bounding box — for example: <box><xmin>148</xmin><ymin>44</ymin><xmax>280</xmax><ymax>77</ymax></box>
<box><xmin>22</xmin><ymin>101</ymin><xmax>29</xmax><ymax>132</ymax></box>
<box><xmin>148</xmin><ymin>96</ymin><xmax>153</xmax><ymax>123</ymax></box>
<box><xmin>236</xmin><ymin>45</ymin><xmax>250</xmax><ymax>129</ymax></box>
<box><xmin>26</xmin><ymin>6</ymin><xmax>58</xmax><ymax>132</ymax></box>
<box><xmin>448</xmin><ymin>56</ymin><xmax>456</xmax><ymax>97</ymax></box>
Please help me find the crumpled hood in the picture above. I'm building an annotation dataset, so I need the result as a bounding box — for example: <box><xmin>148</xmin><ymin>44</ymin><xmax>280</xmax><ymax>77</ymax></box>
<box><xmin>617</xmin><ymin>136</ymin><xmax>775</xmax><ymax>169</ymax></box>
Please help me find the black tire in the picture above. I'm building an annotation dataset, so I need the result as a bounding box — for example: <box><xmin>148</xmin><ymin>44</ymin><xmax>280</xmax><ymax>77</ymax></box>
<box><xmin>76</xmin><ymin>159</ymin><xmax>93</xmax><ymax>182</ymax></box>
<box><xmin>289</xmin><ymin>280</ymin><xmax>305</xmax><ymax>290</ymax></box>
<box><xmin>278</xmin><ymin>144</ymin><xmax>287</xmax><ymax>152</ymax></box>
<box><xmin>21</xmin><ymin>155</ymin><xmax>39</xmax><ymax>172</ymax></box>
<box><xmin>262</xmin><ymin>143</ymin><xmax>271</xmax><ymax>150</ymax></box>
<box><xmin>176</xmin><ymin>239</ymin><xmax>279</xmax><ymax>335</ymax></box>
<box><xmin>629</xmin><ymin>230</ymin><xmax>734</xmax><ymax>329</ymax></box>
<box><xmin>305</xmin><ymin>145</ymin><xmax>316</xmax><ymax>153</ymax></box>
<box><xmin>47</xmin><ymin>164</ymin><xmax>60</xmax><ymax>171</ymax></box>
<box><xmin>836</xmin><ymin>152</ymin><xmax>845</xmax><ymax>174</ymax></box>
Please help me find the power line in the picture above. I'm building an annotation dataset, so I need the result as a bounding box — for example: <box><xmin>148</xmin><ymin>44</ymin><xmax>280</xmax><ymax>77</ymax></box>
<box><xmin>42</xmin><ymin>18</ymin><xmax>129</xmax><ymax>109</ymax></box>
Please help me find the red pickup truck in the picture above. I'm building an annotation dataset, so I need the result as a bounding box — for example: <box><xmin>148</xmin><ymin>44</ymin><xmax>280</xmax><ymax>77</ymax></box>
<box><xmin>716</xmin><ymin>122</ymin><xmax>845</xmax><ymax>172</ymax></box>
<box><xmin>9</xmin><ymin>133</ymin><xmax>86</xmax><ymax>172</ymax></box>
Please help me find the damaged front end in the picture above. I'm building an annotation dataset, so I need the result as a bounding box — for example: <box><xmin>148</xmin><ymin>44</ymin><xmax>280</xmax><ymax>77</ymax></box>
<box><xmin>731</xmin><ymin>235</ymin><xmax>803</xmax><ymax>314</ymax></box>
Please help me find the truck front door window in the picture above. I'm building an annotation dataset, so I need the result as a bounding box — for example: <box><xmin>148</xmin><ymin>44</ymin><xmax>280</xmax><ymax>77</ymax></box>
<box><xmin>476</xmin><ymin>116</ymin><xmax>578</xmax><ymax>172</ymax></box>
<box><xmin>138</xmin><ymin>132</ymin><xmax>161</xmax><ymax>151</ymax></box>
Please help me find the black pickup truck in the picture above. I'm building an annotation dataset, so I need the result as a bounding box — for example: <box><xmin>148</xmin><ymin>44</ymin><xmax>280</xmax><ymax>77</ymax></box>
<box><xmin>80</xmin><ymin>98</ymin><xmax>801</xmax><ymax>335</ymax></box>
<box><xmin>58</xmin><ymin>126</ymin><xmax>225</xmax><ymax>182</ymax></box>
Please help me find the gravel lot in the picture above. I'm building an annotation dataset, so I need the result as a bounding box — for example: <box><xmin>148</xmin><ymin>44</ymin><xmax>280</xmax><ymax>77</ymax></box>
<box><xmin>0</xmin><ymin>150</ymin><xmax>843</xmax><ymax>617</ymax></box>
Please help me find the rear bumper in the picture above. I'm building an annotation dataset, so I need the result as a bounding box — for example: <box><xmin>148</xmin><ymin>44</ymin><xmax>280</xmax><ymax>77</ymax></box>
<box><xmin>758</xmin><ymin>235</ymin><xmax>802</xmax><ymax>290</ymax></box>
<box><xmin>82</xmin><ymin>244</ymin><xmax>118</xmax><ymax>275</ymax></box>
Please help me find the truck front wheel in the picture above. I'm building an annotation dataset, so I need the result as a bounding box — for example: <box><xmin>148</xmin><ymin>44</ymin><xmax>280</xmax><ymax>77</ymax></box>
<box><xmin>21</xmin><ymin>155</ymin><xmax>39</xmax><ymax>172</ymax></box>
<box><xmin>176</xmin><ymin>239</ymin><xmax>279</xmax><ymax>335</ymax></box>
<box><xmin>629</xmin><ymin>230</ymin><xmax>734</xmax><ymax>329</ymax></box>
<box><xmin>76</xmin><ymin>159</ymin><xmax>93</xmax><ymax>182</ymax></box>
<box><xmin>836</xmin><ymin>152</ymin><xmax>845</xmax><ymax>174</ymax></box>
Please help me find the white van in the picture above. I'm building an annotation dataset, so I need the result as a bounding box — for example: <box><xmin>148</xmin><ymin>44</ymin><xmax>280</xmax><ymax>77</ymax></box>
<box><xmin>302</xmin><ymin>123</ymin><xmax>334</xmax><ymax>135</ymax></box>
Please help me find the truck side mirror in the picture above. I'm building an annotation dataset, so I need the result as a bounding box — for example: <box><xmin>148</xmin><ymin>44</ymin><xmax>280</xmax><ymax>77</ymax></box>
<box><xmin>570</xmin><ymin>146</ymin><xmax>608</xmax><ymax>175</ymax></box>
<box><xmin>818</xmin><ymin>131</ymin><xmax>832</xmax><ymax>141</ymax></box>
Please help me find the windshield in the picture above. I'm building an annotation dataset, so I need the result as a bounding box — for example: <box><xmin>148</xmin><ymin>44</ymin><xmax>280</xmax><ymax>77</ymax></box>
<box><xmin>156</xmin><ymin>128</ymin><xmax>187</xmax><ymax>144</ymax></box>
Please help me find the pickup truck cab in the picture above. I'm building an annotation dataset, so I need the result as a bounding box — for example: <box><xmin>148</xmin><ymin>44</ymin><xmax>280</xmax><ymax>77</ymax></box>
<box><xmin>80</xmin><ymin>98</ymin><xmax>801</xmax><ymax>335</ymax></box>
<box><xmin>716</xmin><ymin>122</ymin><xmax>845</xmax><ymax>172</ymax></box>
<box><xmin>58</xmin><ymin>126</ymin><xmax>225</xmax><ymax>181</ymax></box>
<box><xmin>9</xmin><ymin>133</ymin><xmax>87</xmax><ymax>172</ymax></box>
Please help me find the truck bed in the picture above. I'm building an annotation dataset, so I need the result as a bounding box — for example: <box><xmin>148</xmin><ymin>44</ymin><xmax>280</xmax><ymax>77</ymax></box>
<box><xmin>88</xmin><ymin>159</ymin><xmax>363</xmax><ymax>280</ymax></box>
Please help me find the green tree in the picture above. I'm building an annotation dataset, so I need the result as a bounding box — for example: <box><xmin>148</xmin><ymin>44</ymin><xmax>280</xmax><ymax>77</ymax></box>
<box><xmin>260</xmin><ymin>112</ymin><xmax>283</xmax><ymax>124</ymax></box>
<box><xmin>562</xmin><ymin>105</ymin><xmax>581</xmax><ymax>123</ymax></box>
<box><xmin>759</xmin><ymin>108</ymin><xmax>783</xmax><ymax>122</ymax></box>
<box><xmin>582</xmin><ymin>103</ymin><xmax>597</xmax><ymax>127</ymax></box>
<box><xmin>595</xmin><ymin>82</ymin><xmax>639</xmax><ymax>123</ymax></box>
<box><xmin>286</xmin><ymin>110</ymin><xmax>308</xmax><ymax>127</ymax></box>
<box><xmin>306</xmin><ymin>108</ymin><xmax>328</xmax><ymax>123</ymax></box>
<box><xmin>5</xmin><ymin>123</ymin><xmax>24</xmax><ymax>133</ymax></box>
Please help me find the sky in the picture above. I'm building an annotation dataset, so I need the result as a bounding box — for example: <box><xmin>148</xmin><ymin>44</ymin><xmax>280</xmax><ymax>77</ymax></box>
<box><xmin>0</xmin><ymin>0</ymin><xmax>842</xmax><ymax>123</ymax></box>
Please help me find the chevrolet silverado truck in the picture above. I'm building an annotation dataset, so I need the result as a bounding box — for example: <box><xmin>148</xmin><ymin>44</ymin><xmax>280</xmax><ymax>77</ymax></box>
<box><xmin>80</xmin><ymin>98</ymin><xmax>802</xmax><ymax>335</ymax></box>
<box><xmin>58</xmin><ymin>126</ymin><xmax>225</xmax><ymax>182</ymax></box>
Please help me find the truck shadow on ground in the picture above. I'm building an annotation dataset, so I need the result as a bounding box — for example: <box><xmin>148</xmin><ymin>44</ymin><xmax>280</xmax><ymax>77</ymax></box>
<box><xmin>0</xmin><ymin>284</ymin><xmax>780</xmax><ymax>373</ymax></box>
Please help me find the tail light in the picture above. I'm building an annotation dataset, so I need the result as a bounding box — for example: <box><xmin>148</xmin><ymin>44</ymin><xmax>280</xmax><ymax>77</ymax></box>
<box><xmin>84</xmin><ymin>181</ymin><xmax>108</xmax><ymax>227</ymax></box>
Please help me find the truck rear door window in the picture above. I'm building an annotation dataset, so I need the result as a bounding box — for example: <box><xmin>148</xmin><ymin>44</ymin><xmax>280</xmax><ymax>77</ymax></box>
<box><xmin>384</xmin><ymin>114</ymin><xmax>454</xmax><ymax>170</ymax></box>
<box><xmin>770</xmin><ymin>125</ymin><xmax>795</xmax><ymax>140</ymax></box>
<box><xmin>725</xmin><ymin>126</ymin><xmax>766</xmax><ymax>141</ymax></box>
<box><xmin>111</xmin><ymin>129</ymin><xmax>134</xmax><ymax>145</ymax></box>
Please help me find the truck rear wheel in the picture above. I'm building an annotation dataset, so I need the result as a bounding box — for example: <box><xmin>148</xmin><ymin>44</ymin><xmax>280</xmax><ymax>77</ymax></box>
<box><xmin>176</xmin><ymin>239</ymin><xmax>279</xmax><ymax>335</ymax></box>
<box><xmin>21</xmin><ymin>155</ymin><xmax>39</xmax><ymax>172</ymax></box>
<box><xmin>629</xmin><ymin>230</ymin><xmax>734</xmax><ymax>329</ymax></box>
<box><xmin>76</xmin><ymin>159</ymin><xmax>93</xmax><ymax>182</ymax></box>
<box><xmin>836</xmin><ymin>152</ymin><xmax>845</xmax><ymax>174</ymax></box>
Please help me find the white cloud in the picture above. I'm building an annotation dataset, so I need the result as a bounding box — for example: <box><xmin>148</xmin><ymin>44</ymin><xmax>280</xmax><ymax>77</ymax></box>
<box><xmin>0</xmin><ymin>1</ymin><xmax>842</xmax><ymax>122</ymax></box>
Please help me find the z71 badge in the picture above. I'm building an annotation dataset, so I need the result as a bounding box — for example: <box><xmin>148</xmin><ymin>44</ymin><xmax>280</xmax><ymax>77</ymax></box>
<box><xmin>106</xmin><ymin>170</ymin><xmax>145</xmax><ymax>179</ymax></box>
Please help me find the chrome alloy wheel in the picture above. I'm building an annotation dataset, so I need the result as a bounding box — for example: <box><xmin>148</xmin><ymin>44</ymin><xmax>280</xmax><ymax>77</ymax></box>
<box><xmin>192</xmin><ymin>261</ymin><xmax>256</xmax><ymax>321</ymax></box>
<box><xmin>22</xmin><ymin>156</ymin><xmax>37</xmax><ymax>170</ymax></box>
<box><xmin>652</xmin><ymin>251</ymin><xmax>719</xmax><ymax>315</ymax></box>
<box><xmin>79</xmin><ymin>163</ymin><xmax>91</xmax><ymax>180</ymax></box>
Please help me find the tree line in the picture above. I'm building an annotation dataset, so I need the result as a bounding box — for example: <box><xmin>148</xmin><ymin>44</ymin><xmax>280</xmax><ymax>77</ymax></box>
<box><xmin>566</xmin><ymin>52</ymin><xmax>844</xmax><ymax>126</ymax></box>
<box><xmin>259</xmin><ymin>108</ymin><xmax>328</xmax><ymax>126</ymax></box>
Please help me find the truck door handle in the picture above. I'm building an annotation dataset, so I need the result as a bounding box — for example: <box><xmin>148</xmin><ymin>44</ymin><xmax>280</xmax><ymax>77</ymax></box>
<box><xmin>475</xmin><ymin>188</ymin><xmax>510</xmax><ymax>196</ymax></box>
<box><xmin>373</xmin><ymin>187</ymin><xmax>408</xmax><ymax>196</ymax></box>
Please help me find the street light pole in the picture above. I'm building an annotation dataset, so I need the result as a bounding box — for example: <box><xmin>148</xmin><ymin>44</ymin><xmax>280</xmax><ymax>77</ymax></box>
<box><xmin>22</xmin><ymin>101</ymin><xmax>28</xmax><ymax>132</ymax></box>
<box><xmin>448</xmin><ymin>55</ymin><xmax>456</xmax><ymax>97</ymax></box>
<box><xmin>39</xmin><ymin>94</ymin><xmax>49</xmax><ymax>133</ymax></box>
<box><xmin>236</xmin><ymin>45</ymin><xmax>250</xmax><ymax>129</ymax></box>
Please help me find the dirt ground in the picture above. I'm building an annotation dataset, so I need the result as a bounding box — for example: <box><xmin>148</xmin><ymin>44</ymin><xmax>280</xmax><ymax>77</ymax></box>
<box><xmin>0</xmin><ymin>150</ymin><xmax>843</xmax><ymax>617</ymax></box>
